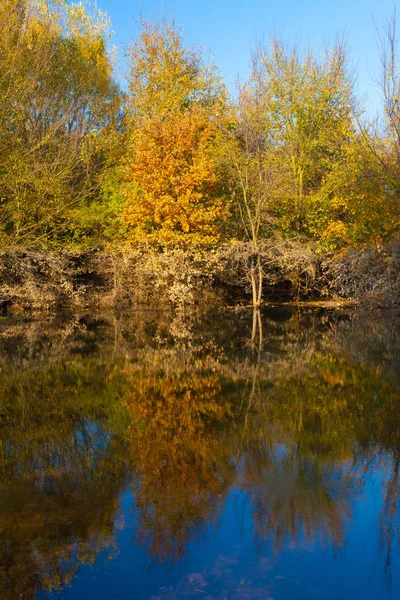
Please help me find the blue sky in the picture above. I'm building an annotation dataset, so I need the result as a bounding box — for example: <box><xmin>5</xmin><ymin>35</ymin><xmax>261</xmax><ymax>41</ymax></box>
<box><xmin>98</xmin><ymin>0</ymin><xmax>396</xmax><ymax>114</ymax></box>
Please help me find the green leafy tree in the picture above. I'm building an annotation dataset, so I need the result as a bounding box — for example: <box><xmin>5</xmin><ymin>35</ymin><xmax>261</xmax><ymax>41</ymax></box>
<box><xmin>0</xmin><ymin>0</ymin><xmax>121</xmax><ymax>246</ymax></box>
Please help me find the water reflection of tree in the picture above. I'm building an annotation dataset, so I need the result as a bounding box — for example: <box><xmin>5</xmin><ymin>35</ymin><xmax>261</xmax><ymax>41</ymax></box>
<box><xmin>0</xmin><ymin>359</ymin><xmax>129</xmax><ymax>599</ymax></box>
<box><xmin>235</xmin><ymin>341</ymin><xmax>400</xmax><ymax>566</ymax></box>
<box><xmin>123</xmin><ymin>350</ymin><xmax>234</xmax><ymax>561</ymax></box>
<box><xmin>240</xmin><ymin>444</ymin><xmax>353</xmax><ymax>551</ymax></box>
<box><xmin>380</xmin><ymin>457</ymin><xmax>400</xmax><ymax>584</ymax></box>
<box><xmin>369</xmin><ymin>373</ymin><xmax>400</xmax><ymax>584</ymax></box>
<box><xmin>119</xmin><ymin>314</ymin><xmax>398</xmax><ymax>561</ymax></box>
<box><xmin>0</xmin><ymin>310</ymin><xmax>399</xmax><ymax>594</ymax></box>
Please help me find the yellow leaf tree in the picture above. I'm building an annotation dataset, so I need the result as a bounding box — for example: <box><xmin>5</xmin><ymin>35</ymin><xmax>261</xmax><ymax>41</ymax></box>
<box><xmin>0</xmin><ymin>0</ymin><xmax>121</xmax><ymax>245</ymax></box>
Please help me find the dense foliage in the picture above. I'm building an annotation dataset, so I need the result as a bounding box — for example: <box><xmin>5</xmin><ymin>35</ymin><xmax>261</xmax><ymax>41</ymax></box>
<box><xmin>0</xmin><ymin>1</ymin><xmax>399</xmax><ymax>303</ymax></box>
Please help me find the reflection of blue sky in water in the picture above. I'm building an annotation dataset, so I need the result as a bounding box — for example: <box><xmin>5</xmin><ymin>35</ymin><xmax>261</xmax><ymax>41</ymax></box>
<box><xmin>37</xmin><ymin>453</ymin><xmax>399</xmax><ymax>596</ymax></box>
<box><xmin>0</xmin><ymin>308</ymin><xmax>398</xmax><ymax>600</ymax></box>
<box><xmin>37</xmin><ymin>471</ymin><xmax>396</xmax><ymax>600</ymax></box>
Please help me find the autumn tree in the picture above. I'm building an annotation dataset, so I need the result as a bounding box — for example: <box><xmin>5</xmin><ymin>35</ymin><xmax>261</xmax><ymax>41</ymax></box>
<box><xmin>222</xmin><ymin>70</ymin><xmax>276</xmax><ymax>308</ymax></box>
<box><xmin>222</xmin><ymin>38</ymin><xmax>350</xmax><ymax>306</ymax></box>
<box><xmin>122</xmin><ymin>20</ymin><xmax>230</xmax><ymax>247</ymax></box>
<box><xmin>252</xmin><ymin>38</ymin><xmax>356</xmax><ymax>238</ymax></box>
<box><xmin>347</xmin><ymin>10</ymin><xmax>400</xmax><ymax>248</ymax></box>
<box><xmin>308</xmin><ymin>14</ymin><xmax>400</xmax><ymax>251</ymax></box>
<box><xmin>309</xmin><ymin>135</ymin><xmax>399</xmax><ymax>249</ymax></box>
<box><xmin>0</xmin><ymin>0</ymin><xmax>121</xmax><ymax>245</ymax></box>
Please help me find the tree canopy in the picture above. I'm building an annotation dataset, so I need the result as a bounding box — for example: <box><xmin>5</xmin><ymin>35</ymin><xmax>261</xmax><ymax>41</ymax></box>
<box><xmin>0</xmin><ymin>5</ymin><xmax>398</xmax><ymax>266</ymax></box>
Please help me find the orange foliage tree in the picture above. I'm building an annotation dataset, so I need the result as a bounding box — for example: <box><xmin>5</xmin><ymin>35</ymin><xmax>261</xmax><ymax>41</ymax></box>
<box><xmin>122</xmin><ymin>20</ymin><xmax>230</xmax><ymax>247</ymax></box>
<box><xmin>122</xmin><ymin>353</ymin><xmax>233</xmax><ymax>560</ymax></box>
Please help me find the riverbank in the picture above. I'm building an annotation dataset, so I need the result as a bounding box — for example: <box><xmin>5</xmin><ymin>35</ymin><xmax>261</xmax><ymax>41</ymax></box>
<box><xmin>0</xmin><ymin>241</ymin><xmax>399</xmax><ymax>315</ymax></box>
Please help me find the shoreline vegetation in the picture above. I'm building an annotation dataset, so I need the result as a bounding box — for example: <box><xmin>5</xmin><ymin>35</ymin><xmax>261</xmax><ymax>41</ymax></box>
<box><xmin>0</xmin><ymin>242</ymin><xmax>398</xmax><ymax>315</ymax></box>
<box><xmin>0</xmin><ymin>1</ymin><xmax>399</xmax><ymax>314</ymax></box>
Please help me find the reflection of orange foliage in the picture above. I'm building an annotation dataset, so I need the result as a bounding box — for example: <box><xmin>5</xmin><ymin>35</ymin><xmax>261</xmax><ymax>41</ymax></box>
<box><xmin>123</xmin><ymin>107</ymin><xmax>228</xmax><ymax>246</ymax></box>
<box><xmin>124</xmin><ymin>363</ymin><xmax>233</xmax><ymax>560</ymax></box>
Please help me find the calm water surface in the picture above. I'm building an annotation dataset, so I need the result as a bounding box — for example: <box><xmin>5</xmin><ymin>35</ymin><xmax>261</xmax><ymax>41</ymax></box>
<box><xmin>0</xmin><ymin>307</ymin><xmax>399</xmax><ymax>599</ymax></box>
